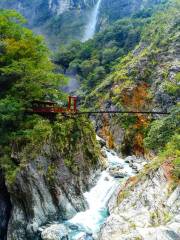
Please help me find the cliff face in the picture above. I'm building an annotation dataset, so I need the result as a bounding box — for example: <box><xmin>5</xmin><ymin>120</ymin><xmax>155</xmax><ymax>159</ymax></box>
<box><xmin>0</xmin><ymin>0</ymin><xmax>96</xmax><ymax>47</ymax></box>
<box><xmin>97</xmin><ymin>0</ymin><xmax>166</xmax><ymax>30</ymax></box>
<box><xmin>0</xmin><ymin>0</ymin><xmax>96</xmax><ymax>22</ymax></box>
<box><xmin>0</xmin><ymin>0</ymin><xmax>166</xmax><ymax>47</ymax></box>
<box><xmin>1</xmin><ymin>117</ymin><xmax>101</xmax><ymax>240</ymax></box>
<box><xmin>100</xmin><ymin>0</ymin><xmax>165</xmax><ymax>18</ymax></box>
<box><xmin>96</xmin><ymin>29</ymin><xmax>179</xmax><ymax>154</ymax></box>
<box><xmin>99</xmin><ymin>166</ymin><xmax>180</xmax><ymax>240</ymax></box>
<box><xmin>84</xmin><ymin>0</ymin><xmax>180</xmax><ymax>155</ymax></box>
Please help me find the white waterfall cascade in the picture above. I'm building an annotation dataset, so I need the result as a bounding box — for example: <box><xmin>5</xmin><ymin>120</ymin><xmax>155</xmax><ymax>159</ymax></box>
<box><xmin>82</xmin><ymin>0</ymin><xmax>102</xmax><ymax>42</ymax></box>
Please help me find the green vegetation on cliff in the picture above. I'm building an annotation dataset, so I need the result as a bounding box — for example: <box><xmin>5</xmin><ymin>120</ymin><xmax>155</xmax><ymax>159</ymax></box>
<box><xmin>55</xmin><ymin>16</ymin><xmax>147</xmax><ymax>90</ymax></box>
<box><xmin>0</xmin><ymin>10</ymin><xmax>99</xmax><ymax>185</ymax></box>
<box><xmin>0</xmin><ymin>0</ymin><xmax>179</xmax><ymax>184</ymax></box>
<box><xmin>56</xmin><ymin>0</ymin><xmax>179</xmax><ymax>178</ymax></box>
<box><xmin>0</xmin><ymin>10</ymin><xmax>62</xmax><ymax>183</ymax></box>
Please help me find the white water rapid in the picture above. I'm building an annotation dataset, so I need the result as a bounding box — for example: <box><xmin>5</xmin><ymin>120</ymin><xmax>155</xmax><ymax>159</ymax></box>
<box><xmin>82</xmin><ymin>0</ymin><xmax>102</xmax><ymax>42</ymax></box>
<box><xmin>40</xmin><ymin>136</ymin><xmax>143</xmax><ymax>240</ymax></box>
<box><xmin>63</xmin><ymin>138</ymin><xmax>134</xmax><ymax>239</ymax></box>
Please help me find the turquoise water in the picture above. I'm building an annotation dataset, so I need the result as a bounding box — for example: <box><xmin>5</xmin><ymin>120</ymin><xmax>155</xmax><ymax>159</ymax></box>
<box><xmin>62</xmin><ymin>147</ymin><xmax>133</xmax><ymax>239</ymax></box>
<box><xmin>41</xmin><ymin>145</ymin><xmax>134</xmax><ymax>240</ymax></box>
<box><xmin>64</xmin><ymin>207</ymin><xmax>109</xmax><ymax>239</ymax></box>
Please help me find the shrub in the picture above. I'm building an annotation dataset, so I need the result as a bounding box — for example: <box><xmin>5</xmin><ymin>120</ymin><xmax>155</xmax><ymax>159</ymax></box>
<box><xmin>144</xmin><ymin>106</ymin><xmax>179</xmax><ymax>151</ymax></box>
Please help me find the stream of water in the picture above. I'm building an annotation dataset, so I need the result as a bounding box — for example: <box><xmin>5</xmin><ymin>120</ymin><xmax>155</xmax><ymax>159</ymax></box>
<box><xmin>40</xmin><ymin>137</ymin><xmax>138</xmax><ymax>239</ymax></box>
<box><xmin>82</xmin><ymin>0</ymin><xmax>102</xmax><ymax>42</ymax></box>
<box><xmin>63</xmin><ymin>141</ymin><xmax>134</xmax><ymax>239</ymax></box>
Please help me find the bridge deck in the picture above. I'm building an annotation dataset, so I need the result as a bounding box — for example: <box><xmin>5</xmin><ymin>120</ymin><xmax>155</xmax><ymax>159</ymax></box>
<box><xmin>61</xmin><ymin>111</ymin><xmax>169</xmax><ymax>115</ymax></box>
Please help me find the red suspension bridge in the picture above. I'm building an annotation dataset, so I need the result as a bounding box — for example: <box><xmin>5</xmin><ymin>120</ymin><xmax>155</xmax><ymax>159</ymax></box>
<box><xmin>31</xmin><ymin>96</ymin><xmax>169</xmax><ymax>116</ymax></box>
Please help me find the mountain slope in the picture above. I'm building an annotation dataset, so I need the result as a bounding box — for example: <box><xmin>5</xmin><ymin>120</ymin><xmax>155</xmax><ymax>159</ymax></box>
<box><xmin>54</xmin><ymin>0</ymin><xmax>179</xmax><ymax>157</ymax></box>
<box><xmin>0</xmin><ymin>0</ymin><xmax>96</xmax><ymax>48</ymax></box>
<box><xmin>98</xmin><ymin>0</ymin><xmax>166</xmax><ymax>29</ymax></box>
<box><xmin>52</xmin><ymin>0</ymin><xmax>180</xmax><ymax>180</ymax></box>
<box><xmin>0</xmin><ymin>0</ymin><xmax>168</xmax><ymax>48</ymax></box>
<box><xmin>84</xmin><ymin>0</ymin><xmax>180</xmax><ymax>155</ymax></box>
<box><xmin>85</xmin><ymin>3</ymin><xmax>180</xmax><ymax>237</ymax></box>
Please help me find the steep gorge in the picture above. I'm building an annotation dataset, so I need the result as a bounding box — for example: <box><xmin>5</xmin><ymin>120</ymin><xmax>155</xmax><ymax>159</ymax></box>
<box><xmin>0</xmin><ymin>0</ymin><xmax>179</xmax><ymax>239</ymax></box>
<box><xmin>3</xmin><ymin>117</ymin><xmax>101</xmax><ymax>240</ymax></box>
<box><xmin>65</xmin><ymin>0</ymin><xmax>180</xmax><ymax>156</ymax></box>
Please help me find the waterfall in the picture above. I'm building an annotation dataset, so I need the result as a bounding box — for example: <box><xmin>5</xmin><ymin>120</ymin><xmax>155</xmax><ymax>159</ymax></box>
<box><xmin>82</xmin><ymin>0</ymin><xmax>102</xmax><ymax>42</ymax></box>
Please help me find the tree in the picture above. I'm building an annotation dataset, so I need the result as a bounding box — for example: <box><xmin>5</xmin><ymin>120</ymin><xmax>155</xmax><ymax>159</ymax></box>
<box><xmin>0</xmin><ymin>10</ymin><xmax>67</xmax><ymax>181</ymax></box>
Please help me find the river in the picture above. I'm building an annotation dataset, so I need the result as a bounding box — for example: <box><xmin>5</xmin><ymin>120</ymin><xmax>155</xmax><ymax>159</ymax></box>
<box><xmin>62</xmin><ymin>137</ymin><xmax>134</xmax><ymax>239</ymax></box>
<box><xmin>40</xmin><ymin>135</ymin><xmax>143</xmax><ymax>239</ymax></box>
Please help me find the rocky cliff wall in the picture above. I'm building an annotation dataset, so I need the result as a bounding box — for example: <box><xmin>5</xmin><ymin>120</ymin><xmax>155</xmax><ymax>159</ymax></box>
<box><xmin>0</xmin><ymin>0</ymin><xmax>97</xmax><ymax>47</ymax></box>
<box><xmin>0</xmin><ymin>0</ymin><xmax>166</xmax><ymax>47</ymax></box>
<box><xmin>0</xmin><ymin>0</ymin><xmax>96</xmax><ymax>21</ymax></box>
<box><xmin>97</xmin><ymin>0</ymin><xmax>166</xmax><ymax>30</ymax></box>
<box><xmin>99</xmin><ymin>165</ymin><xmax>180</xmax><ymax>240</ymax></box>
<box><xmin>87</xmin><ymin>2</ymin><xmax>180</xmax><ymax>156</ymax></box>
<box><xmin>0</xmin><ymin>117</ymin><xmax>101</xmax><ymax>240</ymax></box>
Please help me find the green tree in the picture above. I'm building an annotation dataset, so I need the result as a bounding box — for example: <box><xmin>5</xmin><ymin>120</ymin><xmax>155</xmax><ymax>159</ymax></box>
<box><xmin>0</xmin><ymin>10</ymin><xmax>66</xmax><ymax>182</ymax></box>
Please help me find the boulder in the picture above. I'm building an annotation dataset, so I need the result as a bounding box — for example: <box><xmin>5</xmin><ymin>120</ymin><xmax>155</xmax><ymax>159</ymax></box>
<box><xmin>109</xmin><ymin>165</ymin><xmax>124</xmax><ymax>171</ymax></box>
<box><xmin>124</xmin><ymin>156</ymin><xmax>136</xmax><ymax>163</ymax></box>
<box><xmin>132</xmin><ymin>165</ymin><xmax>138</xmax><ymax>170</ymax></box>
<box><xmin>100</xmin><ymin>149</ymin><xmax>107</xmax><ymax>158</ymax></box>
<box><xmin>41</xmin><ymin>224</ymin><xmax>68</xmax><ymax>240</ymax></box>
<box><xmin>109</xmin><ymin>169</ymin><xmax>127</xmax><ymax>178</ymax></box>
<box><xmin>69</xmin><ymin>224</ymin><xmax>79</xmax><ymax>231</ymax></box>
<box><xmin>113</xmin><ymin>173</ymin><xmax>126</xmax><ymax>179</ymax></box>
<box><xmin>76</xmin><ymin>232</ymin><xmax>94</xmax><ymax>240</ymax></box>
<box><xmin>96</xmin><ymin>136</ymin><xmax>106</xmax><ymax>147</ymax></box>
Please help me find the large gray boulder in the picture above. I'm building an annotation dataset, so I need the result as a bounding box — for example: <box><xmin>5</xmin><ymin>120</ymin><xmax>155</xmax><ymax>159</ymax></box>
<box><xmin>41</xmin><ymin>224</ymin><xmax>68</xmax><ymax>240</ymax></box>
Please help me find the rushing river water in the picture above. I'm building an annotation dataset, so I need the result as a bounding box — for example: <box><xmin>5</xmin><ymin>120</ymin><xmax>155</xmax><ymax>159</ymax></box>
<box><xmin>40</xmin><ymin>136</ymin><xmax>138</xmax><ymax>240</ymax></box>
<box><xmin>63</xmin><ymin>139</ymin><xmax>134</xmax><ymax>239</ymax></box>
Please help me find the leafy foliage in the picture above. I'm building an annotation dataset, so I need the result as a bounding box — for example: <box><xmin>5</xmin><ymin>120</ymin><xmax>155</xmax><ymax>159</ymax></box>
<box><xmin>144</xmin><ymin>106</ymin><xmax>179</xmax><ymax>151</ymax></box>
<box><xmin>0</xmin><ymin>10</ymin><xmax>100</xmax><ymax>185</ymax></box>
<box><xmin>0</xmin><ymin>10</ymin><xmax>67</xmax><ymax>182</ymax></box>
<box><xmin>55</xmin><ymin>18</ymin><xmax>146</xmax><ymax>90</ymax></box>
<box><xmin>72</xmin><ymin>0</ymin><xmax>180</xmax><ymax>158</ymax></box>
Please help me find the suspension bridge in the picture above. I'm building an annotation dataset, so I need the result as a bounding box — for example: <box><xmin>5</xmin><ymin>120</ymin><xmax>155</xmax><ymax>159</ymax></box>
<box><xmin>31</xmin><ymin>96</ymin><xmax>169</xmax><ymax>116</ymax></box>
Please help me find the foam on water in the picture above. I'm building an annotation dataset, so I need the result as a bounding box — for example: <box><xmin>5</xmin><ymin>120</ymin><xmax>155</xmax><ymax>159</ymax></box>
<box><xmin>65</xmin><ymin>142</ymin><xmax>134</xmax><ymax>239</ymax></box>
<box><xmin>105</xmin><ymin>150</ymin><xmax>134</xmax><ymax>176</ymax></box>
<box><xmin>40</xmin><ymin>136</ymin><xmax>141</xmax><ymax>239</ymax></box>
<box><xmin>68</xmin><ymin>171</ymin><xmax>117</xmax><ymax>233</ymax></box>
